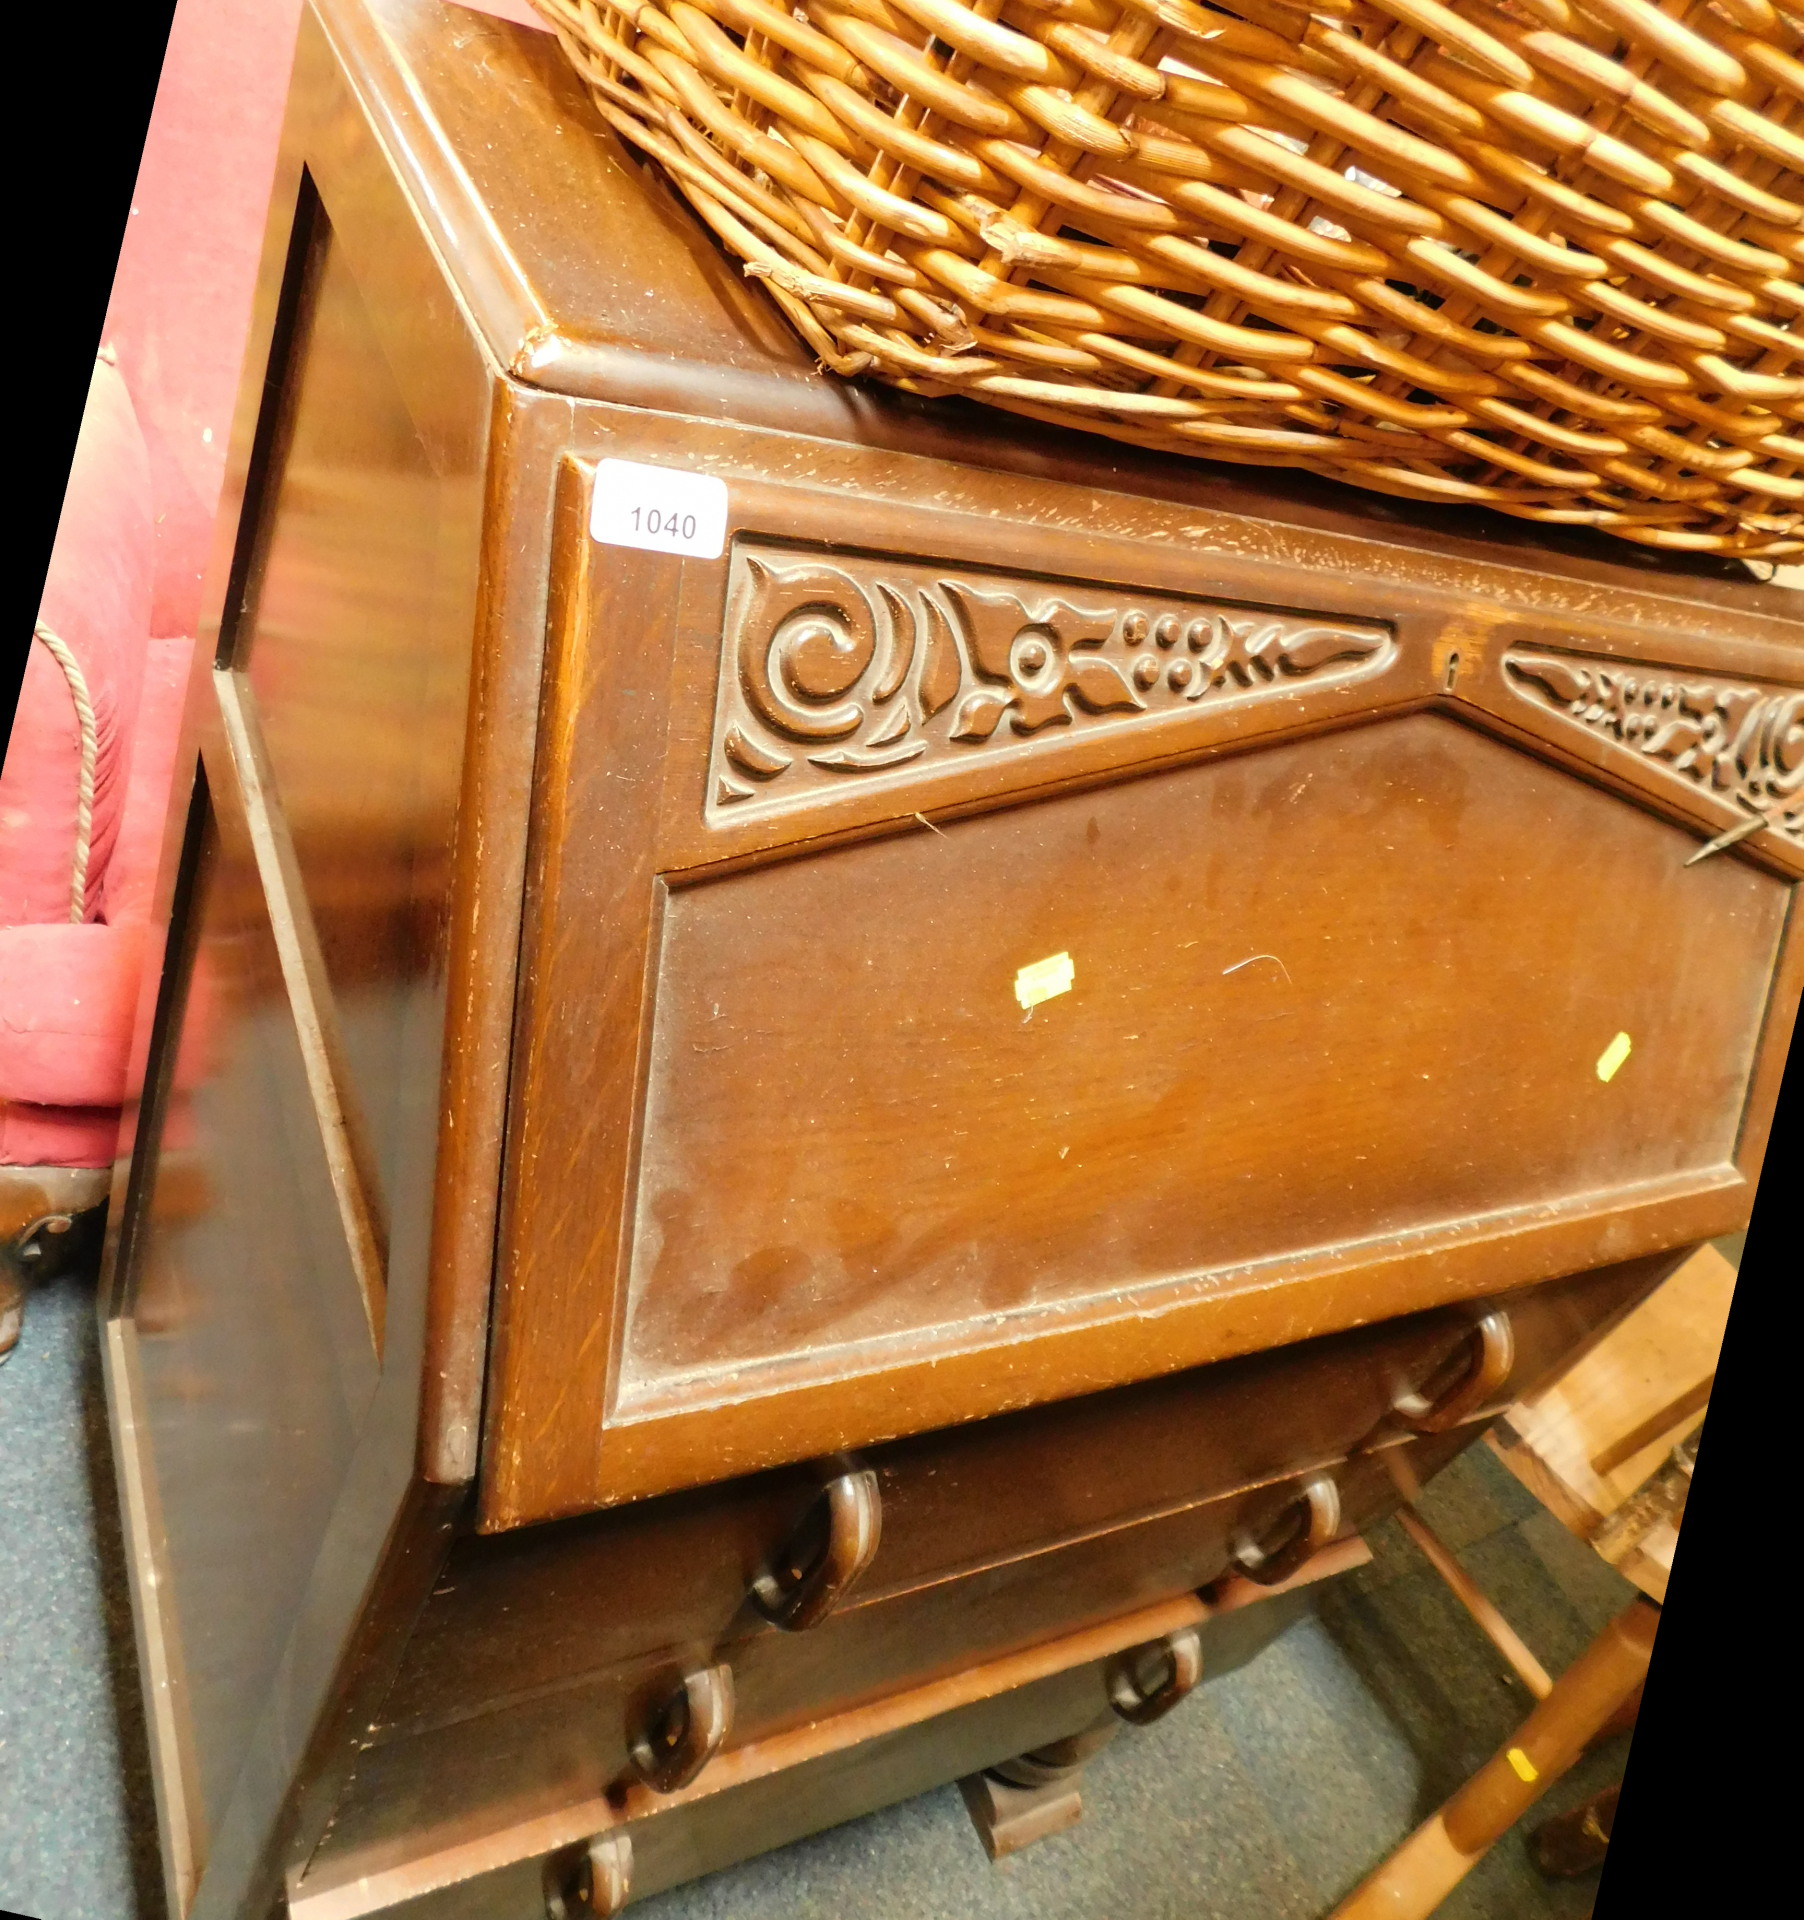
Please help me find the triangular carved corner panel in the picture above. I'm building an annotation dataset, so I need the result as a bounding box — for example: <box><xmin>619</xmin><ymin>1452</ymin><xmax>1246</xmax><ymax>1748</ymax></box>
<box><xmin>708</xmin><ymin>541</ymin><xmax>1395</xmax><ymax>826</ymax></box>
<box><xmin>1502</xmin><ymin>646</ymin><xmax>1802</xmax><ymax>846</ymax></box>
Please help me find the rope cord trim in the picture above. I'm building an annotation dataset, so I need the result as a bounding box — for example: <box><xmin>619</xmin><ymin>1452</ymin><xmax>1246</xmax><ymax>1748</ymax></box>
<box><xmin>31</xmin><ymin>622</ymin><xmax>97</xmax><ymax>923</ymax></box>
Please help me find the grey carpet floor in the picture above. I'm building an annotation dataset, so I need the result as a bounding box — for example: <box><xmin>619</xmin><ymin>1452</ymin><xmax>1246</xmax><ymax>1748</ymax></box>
<box><xmin>1</xmin><ymin>1266</ymin><xmax>1644</xmax><ymax>1920</ymax></box>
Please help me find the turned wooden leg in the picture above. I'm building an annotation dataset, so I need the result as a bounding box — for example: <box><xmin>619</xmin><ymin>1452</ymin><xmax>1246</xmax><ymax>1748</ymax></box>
<box><xmin>961</xmin><ymin>1624</ymin><xmax>1206</xmax><ymax>1860</ymax></box>
<box><xmin>1328</xmin><ymin>1598</ymin><xmax>1658</xmax><ymax>1920</ymax></box>
<box><xmin>959</xmin><ymin>1712</ymin><xmax>1118</xmax><ymax>1858</ymax></box>
<box><xmin>1587</xmin><ymin>1682</ymin><xmax>1641</xmax><ymax>1752</ymax></box>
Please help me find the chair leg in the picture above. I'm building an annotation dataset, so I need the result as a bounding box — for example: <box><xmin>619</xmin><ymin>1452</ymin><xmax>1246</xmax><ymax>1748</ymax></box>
<box><xmin>0</xmin><ymin>1263</ymin><xmax>22</xmax><ymax>1361</ymax></box>
<box><xmin>1530</xmin><ymin>1782</ymin><xmax>1619</xmax><ymax>1879</ymax></box>
<box><xmin>1328</xmin><ymin>1598</ymin><xmax>1659</xmax><ymax>1920</ymax></box>
<box><xmin>0</xmin><ymin>1168</ymin><xmax>113</xmax><ymax>1361</ymax></box>
<box><xmin>1394</xmin><ymin>1506</ymin><xmax>1553</xmax><ymax>1700</ymax></box>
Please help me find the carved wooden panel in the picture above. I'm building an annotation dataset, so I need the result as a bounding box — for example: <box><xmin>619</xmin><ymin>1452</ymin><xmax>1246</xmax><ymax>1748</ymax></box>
<box><xmin>1502</xmin><ymin>648</ymin><xmax>1803</xmax><ymax>844</ymax></box>
<box><xmin>708</xmin><ymin>542</ymin><xmax>1393</xmax><ymax>823</ymax></box>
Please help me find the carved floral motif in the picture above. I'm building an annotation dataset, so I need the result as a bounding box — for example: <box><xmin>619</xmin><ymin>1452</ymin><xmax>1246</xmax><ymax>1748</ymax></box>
<box><xmin>1504</xmin><ymin>651</ymin><xmax>1803</xmax><ymax>843</ymax></box>
<box><xmin>711</xmin><ymin>544</ymin><xmax>1394</xmax><ymax>815</ymax></box>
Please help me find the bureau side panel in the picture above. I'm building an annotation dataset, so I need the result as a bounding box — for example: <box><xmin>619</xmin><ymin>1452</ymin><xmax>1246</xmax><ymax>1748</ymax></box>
<box><xmin>98</xmin><ymin>12</ymin><xmax>496</xmax><ymax>1915</ymax></box>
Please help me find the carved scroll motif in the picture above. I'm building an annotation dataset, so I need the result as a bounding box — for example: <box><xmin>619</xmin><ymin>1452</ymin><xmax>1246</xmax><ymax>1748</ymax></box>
<box><xmin>711</xmin><ymin>545</ymin><xmax>1394</xmax><ymax>816</ymax></box>
<box><xmin>1504</xmin><ymin>651</ymin><xmax>1803</xmax><ymax>844</ymax></box>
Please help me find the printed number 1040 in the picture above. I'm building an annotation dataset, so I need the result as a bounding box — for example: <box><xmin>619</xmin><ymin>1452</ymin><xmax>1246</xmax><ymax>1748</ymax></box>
<box><xmin>590</xmin><ymin>460</ymin><xmax>729</xmax><ymax>560</ymax></box>
<box><xmin>631</xmin><ymin>504</ymin><xmax>698</xmax><ymax>544</ymax></box>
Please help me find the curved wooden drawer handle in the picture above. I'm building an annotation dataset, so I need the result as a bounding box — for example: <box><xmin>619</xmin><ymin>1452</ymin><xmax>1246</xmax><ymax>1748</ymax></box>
<box><xmin>1393</xmin><ymin>1311</ymin><xmax>1516</xmax><ymax>1434</ymax></box>
<box><xmin>1107</xmin><ymin>1625</ymin><xmax>1205</xmax><ymax>1727</ymax></box>
<box><xmin>751</xmin><ymin>1467</ymin><xmax>883</xmax><ymax>1632</ymax></box>
<box><xmin>629</xmin><ymin>1664</ymin><xmax>734</xmax><ymax>1794</ymax></box>
<box><xmin>1231</xmin><ymin>1473</ymin><xmax>1342</xmax><ymax>1588</ymax></box>
<box><xmin>544</xmin><ymin>1829</ymin><xmax>633</xmax><ymax>1919</ymax></box>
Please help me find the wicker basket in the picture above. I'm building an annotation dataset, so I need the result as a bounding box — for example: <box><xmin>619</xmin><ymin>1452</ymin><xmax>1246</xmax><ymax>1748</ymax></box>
<box><xmin>534</xmin><ymin>0</ymin><xmax>1804</xmax><ymax>556</ymax></box>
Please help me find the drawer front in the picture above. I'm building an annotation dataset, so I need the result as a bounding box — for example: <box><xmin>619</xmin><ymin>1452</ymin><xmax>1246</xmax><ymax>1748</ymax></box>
<box><xmin>386</xmin><ymin>1254</ymin><xmax>1668</xmax><ymax>1736</ymax></box>
<box><xmin>304</xmin><ymin>1589</ymin><xmax>1214</xmax><ymax>1917</ymax></box>
<box><xmin>367</xmin><ymin>1472</ymin><xmax>1277</xmax><ymax>1802</ymax></box>
<box><xmin>862</xmin><ymin>1250</ymin><xmax>1667</xmax><ymax>1599</ymax></box>
<box><xmin>325</xmin><ymin>1421</ymin><xmax>1496</xmax><ymax>1910</ymax></box>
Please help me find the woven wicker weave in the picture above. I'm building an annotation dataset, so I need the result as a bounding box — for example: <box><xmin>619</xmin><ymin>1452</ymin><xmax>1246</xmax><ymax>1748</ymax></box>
<box><xmin>534</xmin><ymin>0</ymin><xmax>1804</xmax><ymax>555</ymax></box>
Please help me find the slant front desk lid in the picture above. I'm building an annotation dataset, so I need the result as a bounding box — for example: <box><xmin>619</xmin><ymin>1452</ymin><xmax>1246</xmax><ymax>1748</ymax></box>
<box><xmin>317</xmin><ymin>3</ymin><xmax>1803</xmax><ymax>1528</ymax></box>
<box><xmin>484</xmin><ymin>459</ymin><xmax>1800</xmax><ymax>1528</ymax></box>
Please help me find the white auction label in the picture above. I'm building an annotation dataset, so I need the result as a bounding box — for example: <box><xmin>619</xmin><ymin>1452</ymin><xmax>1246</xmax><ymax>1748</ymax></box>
<box><xmin>590</xmin><ymin>459</ymin><xmax>729</xmax><ymax>559</ymax></box>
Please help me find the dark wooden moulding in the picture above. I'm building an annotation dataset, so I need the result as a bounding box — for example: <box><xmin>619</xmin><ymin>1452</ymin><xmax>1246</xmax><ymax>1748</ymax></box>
<box><xmin>95</xmin><ymin>3</ymin><xmax>1802</xmax><ymax>1917</ymax></box>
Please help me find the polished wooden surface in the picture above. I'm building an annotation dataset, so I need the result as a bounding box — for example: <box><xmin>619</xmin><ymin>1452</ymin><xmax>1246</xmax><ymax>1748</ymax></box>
<box><xmin>291</xmin><ymin>1421</ymin><xmax>1495</xmax><ymax>1918</ymax></box>
<box><xmin>97</xmin><ymin>15</ymin><xmax>494</xmax><ymax>1912</ymax></box>
<box><xmin>89</xmin><ymin>4</ymin><xmax>1800</xmax><ymax>1917</ymax></box>
<box><xmin>291</xmin><ymin>1302</ymin><xmax>1633</xmax><ymax>1914</ymax></box>
<box><xmin>125</xmin><ymin>786</ymin><xmax>376</xmax><ymax>1861</ymax></box>
<box><xmin>233</xmin><ymin>192</ymin><xmax>475</xmax><ymax>1274</ymax></box>
<box><xmin>295</xmin><ymin>1589</ymin><xmax>1211</xmax><ymax>1917</ymax></box>
<box><xmin>357</xmin><ymin>0</ymin><xmax>1798</xmax><ymax>1505</ymax></box>
<box><xmin>296</xmin><ymin>1540</ymin><xmax>1391</xmax><ymax>1919</ymax></box>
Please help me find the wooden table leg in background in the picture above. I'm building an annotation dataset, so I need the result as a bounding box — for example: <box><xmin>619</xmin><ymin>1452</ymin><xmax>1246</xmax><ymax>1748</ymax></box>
<box><xmin>1392</xmin><ymin>1507</ymin><xmax>1554</xmax><ymax>1702</ymax></box>
<box><xmin>1586</xmin><ymin>1682</ymin><xmax>1641</xmax><ymax>1752</ymax></box>
<box><xmin>1328</xmin><ymin>1598</ymin><xmax>1659</xmax><ymax>1920</ymax></box>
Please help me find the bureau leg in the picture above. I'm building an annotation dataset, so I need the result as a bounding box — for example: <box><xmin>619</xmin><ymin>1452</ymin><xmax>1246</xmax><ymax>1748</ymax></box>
<box><xmin>960</xmin><ymin>1621</ymin><xmax>1207</xmax><ymax>1861</ymax></box>
<box><xmin>958</xmin><ymin>1716</ymin><xmax>1117</xmax><ymax>1861</ymax></box>
<box><xmin>958</xmin><ymin>1768</ymin><xmax>1087</xmax><ymax>1861</ymax></box>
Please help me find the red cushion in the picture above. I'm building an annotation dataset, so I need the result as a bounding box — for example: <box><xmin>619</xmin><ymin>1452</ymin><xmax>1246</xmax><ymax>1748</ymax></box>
<box><xmin>2</xmin><ymin>355</ymin><xmax>154</xmax><ymax>928</ymax></box>
<box><xmin>0</xmin><ymin>1101</ymin><xmax>121</xmax><ymax>1171</ymax></box>
<box><xmin>0</xmin><ymin>923</ymin><xmax>147</xmax><ymax>1110</ymax></box>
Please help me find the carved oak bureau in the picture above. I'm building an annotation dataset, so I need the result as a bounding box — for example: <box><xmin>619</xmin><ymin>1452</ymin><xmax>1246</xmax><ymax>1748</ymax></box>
<box><xmin>98</xmin><ymin>2</ymin><xmax>1802</xmax><ymax>1917</ymax></box>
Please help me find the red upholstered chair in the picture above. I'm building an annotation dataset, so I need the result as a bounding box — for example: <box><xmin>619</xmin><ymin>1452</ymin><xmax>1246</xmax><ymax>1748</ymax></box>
<box><xmin>1</xmin><ymin>354</ymin><xmax>157</xmax><ymax>1353</ymax></box>
<box><xmin>2</xmin><ymin>2</ymin><xmax>544</xmax><ymax>1354</ymax></box>
<box><xmin>1</xmin><ymin>0</ymin><xmax>305</xmax><ymax>1357</ymax></box>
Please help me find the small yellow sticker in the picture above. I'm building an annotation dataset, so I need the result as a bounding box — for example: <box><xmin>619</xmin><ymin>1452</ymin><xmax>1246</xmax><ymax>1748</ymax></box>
<box><xmin>1507</xmin><ymin>1747</ymin><xmax>1540</xmax><ymax>1784</ymax></box>
<box><xmin>1596</xmin><ymin>1032</ymin><xmax>1633</xmax><ymax>1083</ymax></box>
<box><xmin>1015</xmin><ymin>951</ymin><xmax>1075</xmax><ymax>1012</ymax></box>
